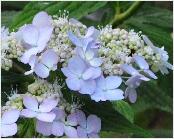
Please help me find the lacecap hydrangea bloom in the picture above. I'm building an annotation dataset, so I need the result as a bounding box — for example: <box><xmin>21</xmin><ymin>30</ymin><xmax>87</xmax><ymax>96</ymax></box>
<box><xmin>1</xmin><ymin>11</ymin><xmax>173</xmax><ymax>138</ymax></box>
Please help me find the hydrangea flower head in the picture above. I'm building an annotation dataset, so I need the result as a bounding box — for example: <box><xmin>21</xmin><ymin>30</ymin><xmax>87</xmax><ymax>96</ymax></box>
<box><xmin>25</xmin><ymin>49</ymin><xmax>58</xmax><ymax>78</ymax></box>
<box><xmin>91</xmin><ymin>76</ymin><xmax>124</xmax><ymax>102</ymax></box>
<box><xmin>1</xmin><ymin>109</ymin><xmax>20</xmax><ymax>137</ymax></box>
<box><xmin>36</xmin><ymin>107</ymin><xmax>78</xmax><ymax>137</ymax></box>
<box><xmin>21</xmin><ymin>96</ymin><xmax>58</xmax><ymax>122</ymax></box>
<box><xmin>76</xmin><ymin>110</ymin><xmax>101</xmax><ymax>138</ymax></box>
<box><xmin>20</xmin><ymin>11</ymin><xmax>53</xmax><ymax>64</ymax></box>
<box><xmin>61</xmin><ymin>56</ymin><xmax>101</xmax><ymax>95</ymax></box>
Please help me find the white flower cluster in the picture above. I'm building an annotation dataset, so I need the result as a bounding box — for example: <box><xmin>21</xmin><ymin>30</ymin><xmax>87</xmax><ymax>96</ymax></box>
<box><xmin>2</xmin><ymin>78</ymin><xmax>81</xmax><ymax>115</ymax></box>
<box><xmin>1</xmin><ymin>27</ymin><xmax>13</xmax><ymax>71</ymax></box>
<box><xmin>1</xmin><ymin>27</ymin><xmax>24</xmax><ymax>71</ymax></box>
<box><xmin>26</xmin><ymin>78</ymin><xmax>63</xmax><ymax>102</ymax></box>
<box><xmin>48</xmin><ymin>12</ymin><xmax>87</xmax><ymax>67</ymax></box>
<box><xmin>98</xmin><ymin>25</ymin><xmax>144</xmax><ymax>75</ymax></box>
<box><xmin>2</xmin><ymin>89</ymin><xmax>23</xmax><ymax>112</ymax></box>
<box><xmin>98</xmin><ymin>25</ymin><xmax>172</xmax><ymax>75</ymax></box>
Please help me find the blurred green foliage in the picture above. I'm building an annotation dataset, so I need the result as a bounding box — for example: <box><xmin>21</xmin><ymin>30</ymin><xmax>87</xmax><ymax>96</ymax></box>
<box><xmin>1</xmin><ymin>1</ymin><xmax>173</xmax><ymax>138</ymax></box>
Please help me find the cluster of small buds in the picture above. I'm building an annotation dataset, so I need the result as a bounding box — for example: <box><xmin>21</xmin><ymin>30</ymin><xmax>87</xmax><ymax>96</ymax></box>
<box><xmin>2</xmin><ymin>89</ymin><xmax>23</xmax><ymax>112</ymax></box>
<box><xmin>1</xmin><ymin>27</ymin><xmax>13</xmax><ymax>71</ymax></box>
<box><xmin>6</xmin><ymin>32</ymin><xmax>24</xmax><ymax>61</ymax></box>
<box><xmin>27</xmin><ymin>78</ymin><xmax>63</xmax><ymax>102</ymax></box>
<box><xmin>136</xmin><ymin>45</ymin><xmax>158</xmax><ymax>70</ymax></box>
<box><xmin>48</xmin><ymin>11</ymin><xmax>87</xmax><ymax>66</ymax></box>
<box><xmin>98</xmin><ymin>25</ymin><xmax>144</xmax><ymax>75</ymax></box>
<box><xmin>1</xmin><ymin>57</ymin><xmax>13</xmax><ymax>71</ymax></box>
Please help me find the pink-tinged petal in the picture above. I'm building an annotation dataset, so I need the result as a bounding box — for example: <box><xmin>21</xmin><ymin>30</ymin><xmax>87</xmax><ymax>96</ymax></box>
<box><xmin>1</xmin><ymin>123</ymin><xmax>17</xmax><ymax>137</ymax></box>
<box><xmin>1</xmin><ymin>109</ymin><xmax>20</xmax><ymax>124</ymax></box>
<box><xmin>20</xmin><ymin>47</ymin><xmax>39</xmax><ymax>64</ymax></box>
<box><xmin>52</xmin><ymin>107</ymin><xmax>65</xmax><ymax>121</ymax></box>
<box><xmin>89</xmin><ymin>58</ymin><xmax>103</xmax><ymax>67</ymax></box>
<box><xmin>41</xmin><ymin>49</ymin><xmax>58</xmax><ymax>68</ymax></box>
<box><xmin>32</xmin><ymin>11</ymin><xmax>52</xmax><ymax>28</ymax></box>
<box><xmin>61</xmin><ymin>67</ymin><xmax>76</xmax><ymax>78</ymax></box>
<box><xmin>36</xmin><ymin>112</ymin><xmax>56</xmax><ymax>122</ymax></box>
<box><xmin>64</xmin><ymin>126</ymin><xmax>78</xmax><ymax>138</ymax></box>
<box><xmin>37</xmin><ymin>26</ymin><xmax>53</xmax><ymax>52</ymax></box>
<box><xmin>52</xmin><ymin>121</ymin><xmax>64</xmax><ymax>136</ymax></box>
<box><xmin>106</xmin><ymin>76</ymin><xmax>122</xmax><ymax>89</ymax></box>
<box><xmin>82</xmin><ymin>67</ymin><xmax>101</xmax><ymax>80</ymax></box>
<box><xmin>144</xmin><ymin>69</ymin><xmax>157</xmax><ymax>79</ymax></box>
<box><xmin>20</xmin><ymin>109</ymin><xmax>37</xmax><ymax>118</ymax></box>
<box><xmin>68</xmin><ymin>56</ymin><xmax>87</xmax><ymax>75</ymax></box>
<box><xmin>39</xmin><ymin>98</ymin><xmax>58</xmax><ymax>112</ymax></box>
<box><xmin>121</xmin><ymin>64</ymin><xmax>139</xmax><ymax>76</ymax></box>
<box><xmin>66</xmin><ymin>77</ymin><xmax>81</xmax><ymax>91</ymax></box>
<box><xmin>75</xmin><ymin>110</ymin><xmax>86</xmax><ymax>128</ymax></box>
<box><xmin>88</xmin><ymin>133</ymin><xmax>99</xmax><ymax>138</ymax></box>
<box><xmin>67</xmin><ymin>112</ymin><xmax>78</xmax><ymax>126</ymax></box>
<box><xmin>133</xmin><ymin>55</ymin><xmax>149</xmax><ymax>70</ymax></box>
<box><xmin>77</xmin><ymin>126</ymin><xmax>87</xmax><ymax>138</ymax></box>
<box><xmin>80</xmin><ymin>80</ymin><xmax>96</xmax><ymax>95</ymax></box>
<box><xmin>36</xmin><ymin>120</ymin><xmax>52</xmax><ymax>136</ymax></box>
<box><xmin>34</xmin><ymin>63</ymin><xmax>49</xmax><ymax>78</ymax></box>
<box><xmin>22</xmin><ymin>24</ymin><xmax>39</xmax><ymax>46</ymax></box>
<box><xmin>125</xmin><ymin>87</ymin><xmax>137</xmax><ymax>103</ymax></box>
<box><xmin>87</xmin><ymin>115</ymin><xmax>101</xmax><ymax>134</ymax></box>
<box><xmin>23</xmin><ymin>96</ymin><xmax>38</xmax><ymax>111</ymax></box>
<box><xmin>105</xmin><ymin>89</ymin><xmax>124</xmax><ymax>101</ymax></box>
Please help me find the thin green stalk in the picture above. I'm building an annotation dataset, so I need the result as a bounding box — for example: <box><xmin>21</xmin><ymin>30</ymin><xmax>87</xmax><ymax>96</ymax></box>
<box><xmin>110</xmin><ymin>1</ymin><xmax>143</xmax><ymax>27</ymax></box>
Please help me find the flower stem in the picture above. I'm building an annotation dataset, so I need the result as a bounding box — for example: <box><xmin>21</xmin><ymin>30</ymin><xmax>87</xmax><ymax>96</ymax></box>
<box><xmin>110</xmin><ymin>1</ymin><xmax>143</xmax><ymax>27</ymax></box>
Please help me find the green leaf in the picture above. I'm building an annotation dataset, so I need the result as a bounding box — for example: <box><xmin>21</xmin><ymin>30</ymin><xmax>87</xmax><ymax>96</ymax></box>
<box><xmin>83</xmin><ymin>98</ymin><xmax>152</xmax><ymax>137</ymax></box>
<box><xmin>1</xmin><ymin>11</ymin><xmax>19</xmax><ymax>27</ymax></box>
<box><xmin>132</xmin><ymin>81</ymin><xmax>172</xmax><ymax>113</ymax></box>
<box><xmin>149</xmin><ymin>129</ymin><xmax>173</xmax><ymax>138</ymax></box>
<box><xmin>112</xmin><ymin>100</ymin><xmax>134</xmax><ymax>123</ymax></box>
<box><xmin>17</xmin><ymin>119</ymin><xmax>36</xmax><ymax>138</ymax></box>
<box><xmin>2</xmin><ymin>70</ymin><xmax>34</xmax><ymax>84</ymax></box>
<box><xmin>9</xmin><ymin>1</ymin><xmax>107</xmax><ymax>30</ymax></box>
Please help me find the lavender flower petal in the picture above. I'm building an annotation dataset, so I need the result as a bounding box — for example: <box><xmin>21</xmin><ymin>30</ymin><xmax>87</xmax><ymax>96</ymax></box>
<box><xmin>1</xmin><ymin>109</ymin><xmax>20</xmax><ymax>124</ymax></box>
<box><xmin>64</xmin><ymin>126</ymin><xmax>78</xmax><ymax>138</ymax></box>
<box><xmin>87</xmin><ymin>115</ymin><xmax>101</xmax><ymax>134</ymax></box>
<box><xmin>23</xmin><ymin>96</ymin><xmax>39</xmax><ymax>111</ymax></box>
<box><xmin>39</xmin><ymin>98</ymin><xmax>58</xmax><ymax>113</ymax></box>
<box><xmin>36</xmin><ymin>120</ymin><xmax>52</xmax><ymax>136</ymax></box>
<box><xmin>52</xmin><ymin>121</ymin><xmax>64</xmax><ymax>137</ymax></box>
<box><xmin>34</xmin><ymin>63</ymin><xmax>50</xmax><ymax>78</ymax></box>
<box><xmin>32</xmin><ymin>11</ymin><xmax>52</xmax><ymax>28</ymax></box>
<box><xmin>36</xmin><ymin>112</ymin><xmax>56</xmax><ymax>122</ymax></box>
<box><xmin>106</xmin><ymin>76</ymin><xmax>122</xmax><ymax>89</ymax></box>
<box><xmin>133</xmin><ymin>55</ymin><xmax>149</xmax><ymax>70</ymax></box>
<box><xmin>20</xmin><ymin>109</ymin><xmax>37</xmax><ymax>118</ymax></box>
<box><xmin>1</xmin><ymin>123</ymin><xmax>17</xmax><ymax>137</ymax></box>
